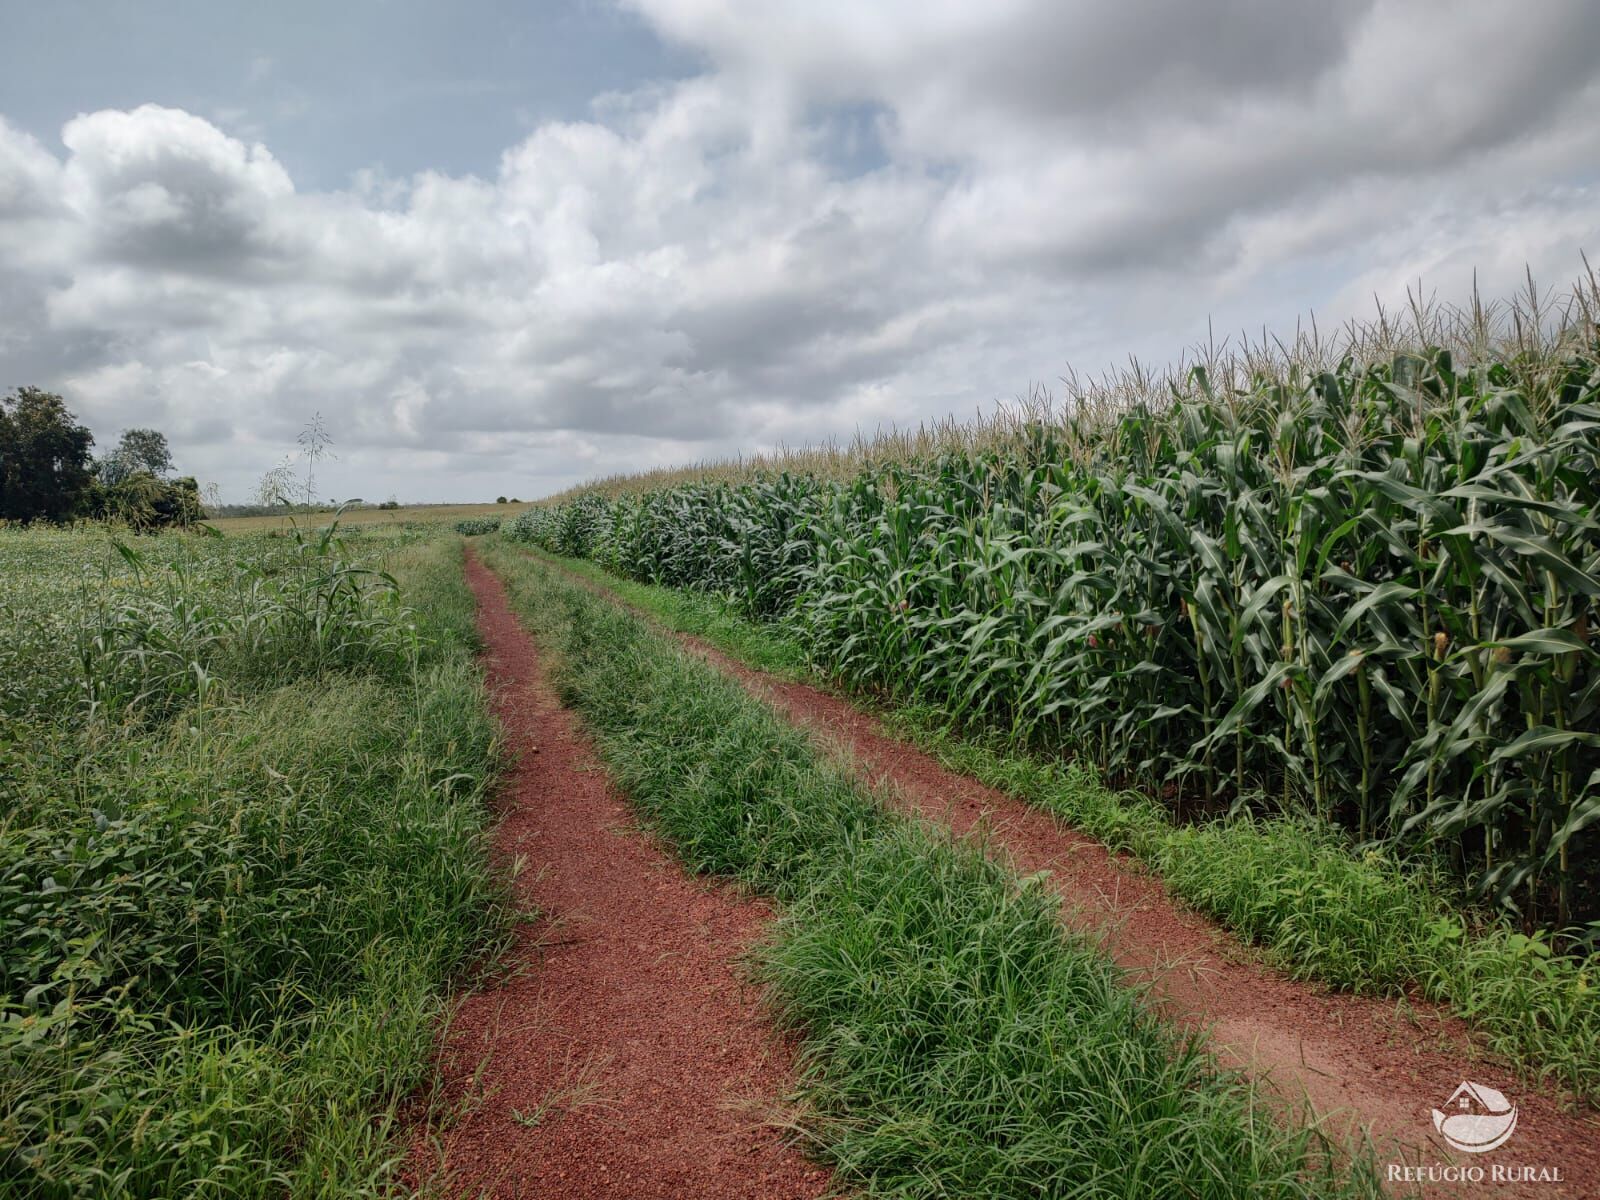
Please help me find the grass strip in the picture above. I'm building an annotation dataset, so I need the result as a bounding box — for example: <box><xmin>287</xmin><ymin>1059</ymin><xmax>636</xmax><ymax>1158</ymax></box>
<box><xmin>479</xmin><ymin>540</ymin><xmax>1381</xmax><ymax>1199</ymax></box>
<box><xmin>506</xmin><ymin>539</ymin><xmax>1600</xmax><ymax>1106</ymax></box>
<box><xmin>531</xmin><ymin>545</ymin><xmax>809</xmax><ymax>678</ymax></box>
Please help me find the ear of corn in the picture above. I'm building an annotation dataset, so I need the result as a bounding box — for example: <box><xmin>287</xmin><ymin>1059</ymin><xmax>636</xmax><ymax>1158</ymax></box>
<box><xmin>509</xmin><ymin>281</ymin><xmax>1600</xmax><ymax>932</ymax></box>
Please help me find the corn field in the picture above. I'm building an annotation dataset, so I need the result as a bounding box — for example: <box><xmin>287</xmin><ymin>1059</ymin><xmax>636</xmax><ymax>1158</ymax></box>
<box><xmin>510</xmin><ymin>280</ymin><xmax>1600</xmax><ymax>932</ymax></box>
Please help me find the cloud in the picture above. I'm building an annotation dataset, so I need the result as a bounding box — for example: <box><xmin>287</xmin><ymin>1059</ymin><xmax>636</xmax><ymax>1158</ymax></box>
<box><xmin>0</xmin><ymin>120</ymin><xmax>64</xmax><ymax>225</ymax></box>
<box><xmin>61</xmin><ymin>106</ymin><xmax>297</xmax><ymax>274</ymax></box>
<box><xmin>1</xmin><ymin>3</ymin><xmax>1598</xmax><ymax>501</ymax></box>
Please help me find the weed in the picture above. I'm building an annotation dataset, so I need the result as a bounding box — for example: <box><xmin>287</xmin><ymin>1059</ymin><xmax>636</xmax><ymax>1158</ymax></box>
<box><xmin>0</xmin><ymin>529</ymin><xmax>510</xmax><ymax>1196</ymax></box>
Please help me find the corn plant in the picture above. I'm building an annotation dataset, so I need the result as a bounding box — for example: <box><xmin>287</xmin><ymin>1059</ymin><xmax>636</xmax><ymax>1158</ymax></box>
<box><xmin>507</xmin><ymin>277</ymin><xmax>1600</xmax><ymax>933</ymax></box>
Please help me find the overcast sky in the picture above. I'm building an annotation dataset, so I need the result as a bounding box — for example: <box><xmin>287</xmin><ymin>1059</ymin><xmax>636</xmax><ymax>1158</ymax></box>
<box><xmin>2</xmin><ymin>1</ymin><xmax>1598</xmax><ymax>502</ymax></box>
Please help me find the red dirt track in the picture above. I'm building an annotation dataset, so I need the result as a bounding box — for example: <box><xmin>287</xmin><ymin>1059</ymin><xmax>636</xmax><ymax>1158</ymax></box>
<box><xmin>404</xmin><ymin>553</ymin><xmax>829</xmax><ymax>1199</ymax></box>
<box><xmin>538</xmin><ymin>552</ymin><xmax>1600</xmax><ymax>1199</ymax></box>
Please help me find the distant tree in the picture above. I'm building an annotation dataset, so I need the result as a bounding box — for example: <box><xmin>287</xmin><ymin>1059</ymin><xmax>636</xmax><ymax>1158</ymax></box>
<box><xmin>496</xmin><ymin>495</ymin><xmax>508</xmax><ymax>504</ymax></box>
<box><xmin>98</xmin><ymin>428</ymin><xmax>174</xmax><ymax>485</ymax></box>
<box><xmin>510</xmin><ymin>497</ymin><xmax>520</xmax><ymax>503</ymax></box>
<box><xmin>86</xmin><ymin>426</ymin><xmax>200</xmax><ymax>532</ymax></box>
<box><xmin>0</xmin><ymin>387</ymin><xmax>96</xmax><ymax>524</ymax></box>
<box><xmin>97</xmin><ymin>471</ymin><xmax>163</xmax><ymax>526</ymax></box>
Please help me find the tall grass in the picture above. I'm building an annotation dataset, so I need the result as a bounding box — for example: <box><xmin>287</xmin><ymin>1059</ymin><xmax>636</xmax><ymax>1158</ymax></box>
<box><xmin>0</xmin><ymin>529</ymin><xmax>508</xmax><ymax>1197</ymax></box>
<box><xmin>478</xmin><ymin>542</ymin><xmax>1382</xmax><ymax>1198</ymax></box>
<box><xmin>508</xmin><ymin>273</ymin><xmax>1600</xmax><ymax>937</ymax></box>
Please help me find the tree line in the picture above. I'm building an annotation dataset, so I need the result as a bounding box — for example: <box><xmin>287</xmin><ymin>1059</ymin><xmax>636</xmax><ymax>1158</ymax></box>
<box><xmin>0</xmin><ymin>386</ymin><xmax>202</xmax><ymax>529</ymax></box>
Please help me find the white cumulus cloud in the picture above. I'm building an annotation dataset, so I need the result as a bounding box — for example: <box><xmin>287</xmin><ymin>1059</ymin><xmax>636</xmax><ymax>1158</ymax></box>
<box><xmin>1</xmin><ymin>2</ymin><xmax>1598</xmax><ymax>501</ymax></box>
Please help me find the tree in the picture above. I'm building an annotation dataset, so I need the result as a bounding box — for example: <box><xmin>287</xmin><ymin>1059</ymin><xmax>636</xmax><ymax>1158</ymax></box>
<box><xmin>98</xmin><ymin>428</ymin><xmax>174</xmax><ymax>485</ymax></box>
<box><xmin>0</xmin><ymin>387</ymin><xmax>95</xmax><ymax>524</ymax></box>
<box><xmin>496</xmin><ymin>495</ymin><xmax>508</xmax><ymax>504</ymax></box>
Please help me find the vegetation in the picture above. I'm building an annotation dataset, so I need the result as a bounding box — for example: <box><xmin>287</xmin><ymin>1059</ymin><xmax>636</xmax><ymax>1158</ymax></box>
<box><xmin>477</xmin><ymin>541</ymin><xmax>1382</xmax><ymax>1198</ymax></box>
<box><xmin>0</xmin><ymin>526</ymin><xmax>508</xmax><ymax>1196</ymax></box>
<box><xmin>0</xmin><ymin>388</ymin><xmax>96</xmax><ymax>525</ymax></box>
<box><xmin>507</xmin><ymin>279</ymin><xmax>1600</xmax><ymax>940</ymax></box>
<box><xmin>541</xmin><ymin>550</ymin><xmax>807</xmax><ymax>677</ymax></box>
<box><xmin>453</xmin><ymin>516</ymin><xmax>502</xmax><ymax>536</ymax></box>
<box><xmin>203</xmin><ymin>503</ymin><xmax>519</xmax><ymax>533</ymax></box>
<box><xmin>515</xmin><ymin>540</ymin><xmax>1600</xmax><ymax>1102</ymax></box>
<box><xmin>95</xmin><ymin>429</ymin><xmax>174</xmax><ymax>485</ymax></box>
<box><xmin>85</xmin><ymin>427</ymin><xmax>203</xmax><ymax>531</ymax></box>
<box><xmin>1</xmin><ymin>392</ymin><xmax>204</xmax><ymax>530</ymax></box>
<box><xmin>89</xmin><ymin>472</ymin><xmax>205</xmax><ymax>531</ymax></box>
<box><xmin>906</xmin><ymin>721</ymin><xmax>1600</xmax><ymax>1102</ymax></box>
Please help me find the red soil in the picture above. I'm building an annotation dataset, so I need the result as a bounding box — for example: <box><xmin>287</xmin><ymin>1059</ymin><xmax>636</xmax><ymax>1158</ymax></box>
<box><xmin>546</xmin><ymin>557</ymin><xmax>1600</xmax><ymax>1199</ymax></box>
<box><xmin>403</xmin><ymin>553</ymin><xmax>830</xmax><ymax>1199</ymax></box>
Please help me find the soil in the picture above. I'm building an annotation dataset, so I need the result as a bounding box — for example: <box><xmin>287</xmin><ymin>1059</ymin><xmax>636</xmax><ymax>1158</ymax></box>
<box><xmin>545</xmin><ymin>556</ymin><xmax>1600</xmax><ymax>1199</ymax></box>
<box><xmin>402</xmin><ymin>553</ymin><xmax>830</xmax><ymax>1199</ymax></box>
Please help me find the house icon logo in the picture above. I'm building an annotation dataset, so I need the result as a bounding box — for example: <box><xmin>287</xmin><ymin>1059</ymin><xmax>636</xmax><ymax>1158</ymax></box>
<box><xmin>1432</xmin><ymin>1081</ymin><xmax>1518</xmax><ymax>1153</ymax></box>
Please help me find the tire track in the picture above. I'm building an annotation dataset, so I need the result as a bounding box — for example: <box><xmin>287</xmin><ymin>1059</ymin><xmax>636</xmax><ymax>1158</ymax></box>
<box><xmin>404</xmin><ymin>551</ymin><xmax>829</xmax><ymax>1199</ymax></box>
<box><xmin>531</xmin><ymin>549</ymin><xmax>1600</xmax><ymax>1198</ymax></box>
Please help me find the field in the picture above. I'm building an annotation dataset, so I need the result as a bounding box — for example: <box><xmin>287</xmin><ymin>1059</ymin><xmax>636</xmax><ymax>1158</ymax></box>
<box><xmin>510</xmin><ymin>287</ymin><xmax>1600</xmax><ymax>936</ymax></box>
<box><xmin>4</xmin><ymin>284</ymin><xmax>1599</xmax><ymax>1198</ymax></box>
<box><xmin>0</xmin><ymin>524</ymin><xmax>508</xmax><ymax>1195</ymax></box>
<box><xmin>205</xmin><ymin>501</ymin><xmax>529</xmax><ymax>534</ymax></box>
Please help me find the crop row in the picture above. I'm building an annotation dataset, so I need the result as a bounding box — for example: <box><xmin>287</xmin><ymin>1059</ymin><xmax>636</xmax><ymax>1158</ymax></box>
<box><xmin>508</xmin><ymin>333</ymin><xmax>1600</xmax><ymax>934</ymax></box>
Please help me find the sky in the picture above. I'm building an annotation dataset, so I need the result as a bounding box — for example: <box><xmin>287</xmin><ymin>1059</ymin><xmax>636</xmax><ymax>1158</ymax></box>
<box><xmin>1</xmin><ymin>1</ymin><xmax>1598</xmax><ymax>503</ymax></box>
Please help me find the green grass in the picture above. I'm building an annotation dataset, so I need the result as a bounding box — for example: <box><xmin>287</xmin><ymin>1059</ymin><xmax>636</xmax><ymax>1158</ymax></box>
<box><xmin>509</xmin><ymin>539</ymin><xmax>1600</xmax><ymax>1106</ymax></box>
<box><xmin>478</xmin><ymin>539</ymin><xmax>1382</xmax><ymax>1198</ymax></box>
<box><xmin>544</xmin><ymin>549</ymin><xmax>808</xmax><ymax>678</ymax></box>
<box><xmin>893</xmin><ymin>722</ymin><xmax>1600</xmax><ymax>1107</ymax></box>
<box><xmin>1</xmin><ymin>528</ymin><xmax>510</xmax><ymax>1197</ymax></box>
